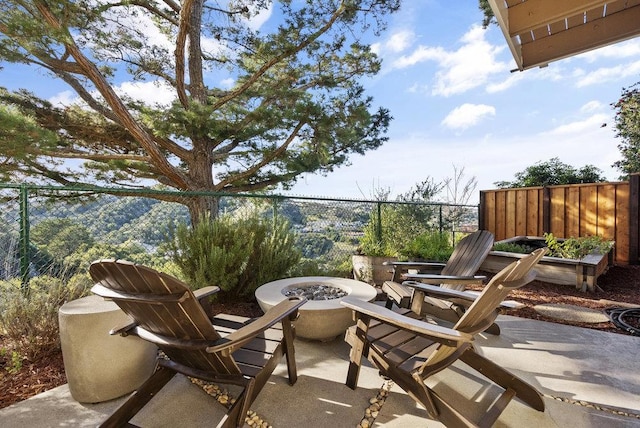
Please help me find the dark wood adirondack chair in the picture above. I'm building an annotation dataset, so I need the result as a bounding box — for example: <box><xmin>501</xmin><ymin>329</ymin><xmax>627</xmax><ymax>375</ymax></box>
<box><xmin>89</xmin><ymin>260</ymin><xmax>306</xmax><ymax>428</ymax></box>
<box><xmin>343</xmin><ymin>248</ymin><xmax>547</xmax><ymax>428</ymax></box>
<box><xmin>382</xmin><ymin>230</ymin><xmax>495</xmax><ymax>330</ymax></box>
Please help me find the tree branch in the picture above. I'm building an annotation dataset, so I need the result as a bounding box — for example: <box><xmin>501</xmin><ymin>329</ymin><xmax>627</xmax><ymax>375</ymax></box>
<box><xmin>33</xmin><ymin>0</ymin><xmax>190</xmax><ymax>189</ymax></box>
<box><xmin>174</xmin><ymin>0</ymin><xmax>194</xmax><ymax>109</ymax></box>
<box><xmin>211</xmin><ymin>2</ymin><xmax>348</xmax><ymax>111</ymax></box>
<box><xmin>216</xmin><ymin>120</ymin><xmax>305</xmax><ymax>188</ymax></box>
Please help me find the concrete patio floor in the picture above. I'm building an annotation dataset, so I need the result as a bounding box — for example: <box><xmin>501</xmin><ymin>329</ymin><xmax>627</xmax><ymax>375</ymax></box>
<box><xmin>1</xmin><ymin>314</ymin><xmax>639</xmax><ymax>427</ymax></box>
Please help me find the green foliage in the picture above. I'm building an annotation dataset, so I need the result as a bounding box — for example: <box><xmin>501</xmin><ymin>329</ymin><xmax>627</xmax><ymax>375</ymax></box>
<box><xmin>494</xmin><ymin>157</ymin><xmax>607</xmax><ymax>188</ymax></box>
<box><xmin>492</xmin><ymin>242</ymin><xmax>534</xmax><ymax>254</ymax></box>
<box><xmin>30</xmin><ymin>219</ymin><xmax>95</xmax><ymax>275</ymax></box>
<box><xmin>0</xmin><ymin>274</ymin><xmax>92</xmax><ymax>361</ymax></box>
<box><xmin>168</xmin><ymin>212</ymin><xmax>301</xmax><ymax>301</ymax></box>
<box><xmin>400</xmin><ymin>231</ymin><xmax>454</xmax><ymax>262</ymax></box>
<box><xmin>478</xmin><ymin>0</ymin><xmax>496</xmax><ymax>28</ymax></box>
<box><xmin>544</xmin><ymin>233</ymin><xmax>614</xmax><ymax>259</ymax></box>
<box><xmin>62</xmin><ymin>240</ymin><xmax>166</xmax><ymax>273</ymax></box>
<box><xmin>357</xmin><ymin>179</ymin><xmax>444</xmax><ymax>257</ymax></box>
<box><xmin>612</xmin><ymin>83</ymin><xmax>640</xmax><ymax>180</ymax></box>
<box><xmin>0</xmin><ymin>348</ymin><xmax>23</xmax><ymax>374</ymax></box>
<box><xmin>357</xmin><ymin>209</ymin><xmax>395</xmax><ymax>257</ymax></box>
<box><xmin>296</xmin><ymin>233</ymin><xmax>334</xmax><ymax>258</ymax></box>
<box><xmin>0</xmin><ymin>1</ymin><xmax>400</xmax><ymax>221</ymax></box>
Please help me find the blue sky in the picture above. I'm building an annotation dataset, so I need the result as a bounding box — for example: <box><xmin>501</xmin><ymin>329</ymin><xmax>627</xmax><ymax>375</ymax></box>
<box><xmin>3</xmin><ymin>1</ymin><xmax>640</xmax><ymax>204</ymax></box>
<box><xmin>284</xmin><ymin>1</ymin><xmax>640</xmax><ymax>202</ymax></box>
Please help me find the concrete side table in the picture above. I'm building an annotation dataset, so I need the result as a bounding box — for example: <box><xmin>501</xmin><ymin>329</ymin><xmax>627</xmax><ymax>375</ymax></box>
<box><xmin>58</xmin><ymin>295</ymin><xmax>158</xmax><ymax>403</ymax></box>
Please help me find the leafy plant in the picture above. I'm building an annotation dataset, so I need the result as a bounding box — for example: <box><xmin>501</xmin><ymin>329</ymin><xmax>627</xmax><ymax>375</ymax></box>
<box><xmin>400</xmin><ymin>231</ymin><xmax>454</xmax><ymax>262</ymax></box>
<box><xmin>544</xmin><ymin>233</ymin><xmax>614</xmax><ymax>259</ymax></box>
<box><xmin>357</xmin><ymin>180</ymin><xmax>443</xmax><ymax>257</ymax></box>
<box><xmin>0</xmin><ymin>274</ymin><xmax>92</xmax><ymax>361</ymax></box>
<box><xmin>492</xmin><ymin>242</ymin><xmax>535</xmax><ymax>254</ymax></box>
<box><xmin>494</xmin><ymin>157</ymin><xmax>606</xmax><ymax>188</ymax></box>
<box><xmin>168</xmin><ymin>211</ymin><xmax>301</xmax><ymax>301</ymax></box>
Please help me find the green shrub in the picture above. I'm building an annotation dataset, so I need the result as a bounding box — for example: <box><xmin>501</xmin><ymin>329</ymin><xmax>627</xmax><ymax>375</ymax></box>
<box><xmin>0</xmin><ymin>273</ymin><xmax>92</xmax><ymax>361</ymax></box>
<box><xmin>356</xmin><ymin>206</ymin><xmax>395</xmax><ymax>257</ymax></box>
<box><xmin>400</xmin><ymin>231</ymin><xmax>453</xmax><ymax>261</ymax></box>
<box><xmin>168</xmin><ymin>212</ymin><xmax>301</xmax><ymax>301</ymax></box>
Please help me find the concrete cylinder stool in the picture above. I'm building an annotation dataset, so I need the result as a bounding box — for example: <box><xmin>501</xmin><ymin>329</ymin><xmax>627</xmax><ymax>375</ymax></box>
<box><xmin>58</xmin><ymin>295</ymin><xmax>158</xmax><ymax>403</ymax></box>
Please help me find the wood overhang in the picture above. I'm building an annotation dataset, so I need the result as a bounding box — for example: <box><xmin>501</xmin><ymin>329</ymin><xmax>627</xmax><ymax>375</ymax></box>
<box><xmin>488</xmin><ymin>0</ymin><xmax>640</xmax><ymax>71</ymax></box>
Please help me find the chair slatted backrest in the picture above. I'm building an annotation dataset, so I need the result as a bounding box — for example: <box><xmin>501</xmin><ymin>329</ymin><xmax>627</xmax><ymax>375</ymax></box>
<box><xmin>421</xmin><ymin>248</ymin><xmax>546</xmax><ymax>373</ymax></box>
<box><xmin>90</xmin><ymin>259</ymin><xmax>240</xmax><ymax>374</ymax></box>
<box><xmin>439</xmin><ymin>230</ymin><xmax>494</xmax><ymax>290</ymax></box>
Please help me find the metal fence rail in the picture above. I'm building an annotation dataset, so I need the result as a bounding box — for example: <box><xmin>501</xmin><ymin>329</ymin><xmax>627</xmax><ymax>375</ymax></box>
<box><xmin>0</xmin><ymin>183</ymin><xmax>479</xmax><ymax>285</ymax></box>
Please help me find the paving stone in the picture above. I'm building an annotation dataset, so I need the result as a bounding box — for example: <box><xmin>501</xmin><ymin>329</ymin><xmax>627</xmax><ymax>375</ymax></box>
<box><xmin>533</xmin><ymin>303</ymin><xmax>610</xmax><ymax>323</ymax></box>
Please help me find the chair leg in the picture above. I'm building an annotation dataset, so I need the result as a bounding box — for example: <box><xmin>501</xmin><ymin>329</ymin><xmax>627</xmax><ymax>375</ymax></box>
<box><xmin>282</xmin><ymin>318</ymin><xmax>298</xmax><ymax>385</ymax></box>
<box><xmin>217</xmin><ymin>381</ymin><xmax>253</xmax><ymax>428</ymax></box>
<box><xmin>460</xmin><ymin>349</ymin><xmax>544</xmax><ymax>411</ymax></box>
<box><xmin>99</xmin><ymin>365</ymin><xmax>176</xmax><ymax>428</ymax></box>
<box><xmin>485</xmin><ymin>322</ymin><xmax>501</xmax><ymax>335</ymax></box>
<box><xmin>345</xmin><ymin>316</ymin><xmax>370</xmax><ymax>390</ymax></box>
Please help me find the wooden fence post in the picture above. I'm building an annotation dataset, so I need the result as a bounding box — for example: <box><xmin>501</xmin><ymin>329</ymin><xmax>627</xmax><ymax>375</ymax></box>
<box><xmin>478</xmin><ymin>192</ymin><xmax>486</xmax><ymax>230</ymax></box>
<box><xmin>629</xmin><ymin>174</ymin><xmax>640</xmax><ymax>265</ymax></box>
<box><xmin>542</xmin><ymin>186</ymin><xmax>551</xmax><ymax>234</ymax></box>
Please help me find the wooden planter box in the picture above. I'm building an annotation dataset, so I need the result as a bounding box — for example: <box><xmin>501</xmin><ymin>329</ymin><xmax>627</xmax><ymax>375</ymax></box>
<box><xmin>480</xmin><ymin>236</ymin><xmax>614</xmax><ymax>292</ymax></box>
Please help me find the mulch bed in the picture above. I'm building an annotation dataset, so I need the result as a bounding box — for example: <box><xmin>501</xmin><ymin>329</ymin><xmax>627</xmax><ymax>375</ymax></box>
<box><xmin>1</xmin><ymin>264</ymin><xmax>638</xmax><ymax>410</ymax></box>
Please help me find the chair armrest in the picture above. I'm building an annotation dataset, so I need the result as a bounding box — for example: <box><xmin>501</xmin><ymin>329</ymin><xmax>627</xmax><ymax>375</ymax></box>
<box><xmin>205</xmin><ymin>297</ymin><xmax>307</xmax><ymax>353</ymax></box>
<box><xmin>109</xmin><ymin>321</ymin><xmax>138</xmax><ymax>336</ymax></box>
<box><xmin>383</xmin><ymin>261</ymin><xmax>446</xmax><ymax>270</ymax></box>
<box><xmin>194</xmin><ymin>286</ymin><xmax>220</xmax><ymax>300</ymax></box>
<box><xmin>384</xmin><ymin>261</ymin><xmax>447</xmax><ymax>281</ymax></box>
<box><xmin>403</xmin><ymin>273</ymin><xmax>486</xmax><ymax>285</ymax></box>
<box><xmin>404</xmin><ymin>282</ymin><xmax>525</xmax><ymax>309</ymax></box>
<box><xmin>341</xmin><ymin>297</ymin><xmax>473</xmax><ymax>345</ymax></box>
<box><xmin>403</xmin><ymin>281</ymin><xmax>481</xmax><ymax>302</ymax></box>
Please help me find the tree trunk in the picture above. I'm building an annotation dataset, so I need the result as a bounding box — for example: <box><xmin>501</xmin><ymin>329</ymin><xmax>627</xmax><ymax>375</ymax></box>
<box><xmin>187</xmin><ymin>195</ymin><xmax>220</xmax><ymax>225</ymax></box>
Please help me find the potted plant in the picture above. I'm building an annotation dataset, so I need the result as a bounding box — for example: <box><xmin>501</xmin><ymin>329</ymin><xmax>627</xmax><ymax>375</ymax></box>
<box><xmin>352</xmin><ymin>210</ymin><xmax>398</xmax><ymax>285</ymax></box>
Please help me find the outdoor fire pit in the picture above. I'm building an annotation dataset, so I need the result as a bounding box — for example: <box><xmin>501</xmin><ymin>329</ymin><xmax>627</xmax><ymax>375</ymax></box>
<box><xmin>255</xmin><ymin>276</ymin><xmax>377</xmax><ymax>341</ymax></box>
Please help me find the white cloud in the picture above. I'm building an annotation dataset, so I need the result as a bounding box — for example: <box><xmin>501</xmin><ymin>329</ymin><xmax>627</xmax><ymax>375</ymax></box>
<box><xmin>372</xmin><ymin>31</ymin><xmax>415</xmax><ymax>57</ymax></box>
<box><xmin>575</xmin><ymin>60</ymin><xmax>640</xmax><ymax>87</ymax></box>
<box><xmin>441</xmin><ymin>103</ymin><xmax>496</xmax><ymax>130</ymax></box>
<box><xmin>385</xmin><ymin>30</ymin><xmax>415</xmax><ymax>53</ymax></box>
<box><xmin>487</xmin><ymin>60</ymin><xmax>565</xmax><ymax>93</ymax></box>
<box><xmin>373</xmin><ymin>30</ymin><xmax>415</xmax><ymax>56</ymax></box>
<box><xmin>391</xmin><ymin>25</ymin><xmax>509</xmax><ymax>96</ymax></box>
<box><xmin>393</xmin><ymin>45</ymin><xmax>446</xmax><ymax>68</ymax></box>
<box><xmin>580</xmin><ymin>101</ymin><xmax>603</xmax><ymax>114</ymax></box>
<box><xmin>48</xmin><ymin>91</ymin><xmax>77</xmax><ymax>107</ymax></box>
<box><xmin>577</xmin><ymin>38</ymin><xmax>640</xmax><ymax>62</ymax></box>
<box><xmin>115</xmin><ymin>81</ymin><xmax>176</xmax><ymax>107</ymax></box>
<box><xmin>540</xmin><ymin>113</ymin><xmax>610</xmax><ymax>136</ymax></box>
<box><xmin>242</xmin><ymin>3</ymin><xmax>273</xmax><ymax>31</ymax></box>
<box><xmin>486</xmin><ymin>72</ymin><xmax>524</xmax><ymax>93</ymax></box>
<box><xmin>220</xmin><ymin>78</ymin><xmax>235</xmax><ymax>88</ymax></box>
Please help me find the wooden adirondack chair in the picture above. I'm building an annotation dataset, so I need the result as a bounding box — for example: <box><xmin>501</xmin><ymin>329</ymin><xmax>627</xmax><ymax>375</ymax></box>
<box><xmin>343</xmin><ymin>248</ymin><xmax>547</xmax><ymax>428</ymax></box>
<box><xmin>89</xmin><ymin>260</ymin><xmax>306</xmax><ymax>428</ymax></box>
<box><xmin>382</xmin><ymin>230</ymin><xmax>495</xmax><ymax>329</ymax></box>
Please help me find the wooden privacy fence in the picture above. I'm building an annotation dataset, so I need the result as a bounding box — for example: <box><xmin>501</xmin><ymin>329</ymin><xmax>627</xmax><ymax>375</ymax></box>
<box><xmin>479</xmin><ymin>174</ymin><xmax>640</xmax><ymax>265</ymax></box>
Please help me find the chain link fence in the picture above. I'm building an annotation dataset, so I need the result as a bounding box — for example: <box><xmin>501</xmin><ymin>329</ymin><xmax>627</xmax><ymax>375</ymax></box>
<box><xmin>0</xmin><ymin>184</ymin><xmax>479</xmax><ymax>286</ymax></box>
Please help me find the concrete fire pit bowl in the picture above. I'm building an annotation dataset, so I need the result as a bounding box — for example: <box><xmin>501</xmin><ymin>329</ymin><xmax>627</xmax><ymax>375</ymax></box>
<box><xmin>255</xmin><ymin>276</ymin><xmax>377</xmax><ymax>341</ymax></box>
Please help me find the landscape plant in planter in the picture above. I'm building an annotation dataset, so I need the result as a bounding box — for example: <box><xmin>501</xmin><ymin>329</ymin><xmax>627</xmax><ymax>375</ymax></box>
<box><xmin>399</xmin><ymin>231</ymin><xmax>454</xmax><ymax>263</ymax></box>
<box><xmin>480</xmin><ymin>233</ymin><xmax>614</xmax><ymax>292</ymax></box>
<box><xmin>352</xmin><ymin>179</ymin><xmax>457</xmax><ymax>285</ymax></box>
<box><xmin>352</xmin><ymin>222</ymin><xmax>398</xmax><ymax>285</ymax></box>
